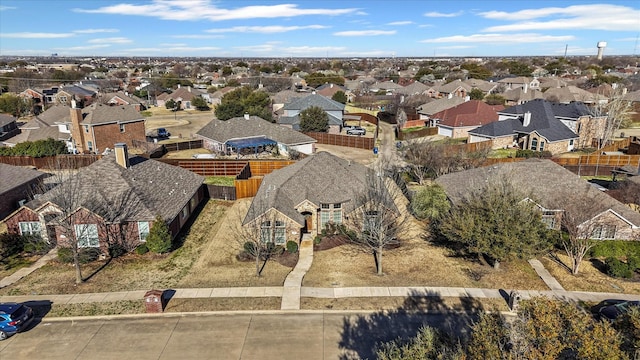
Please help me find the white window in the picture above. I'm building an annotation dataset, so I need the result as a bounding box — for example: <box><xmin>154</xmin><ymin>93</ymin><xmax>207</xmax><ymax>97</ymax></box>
<box><xmin>363</xmin><ymin>211</ymin><xmax>379</xmax><ymax>233</ymax></box>
<box><xmin>87</xmin><ymin>141</ymin><xmax>93</xmax><ymax>151</ymax></box>
<box><xmin>531</xmin><ymin>138</ymin><xmax>538</xmax><ymax>151</ymax></box>
<box><xmin>19</xmin><ymin>222</ymin><xmax>41</xmax><ymax>237</ymax></box>
<box><xmin>539</xmin><ymin>141</ymin><xmax>545</xmax><ymax>152</ymax></box>
<box><xmin>260</xmin><ymin>221</ymin><xmax>271</xmax><ymax>243</ymax></box>
<box><xmin>119</xmin><ymin>124</ymin><xmax>125</xmax><ymax>133</ymax></box>
<box><xmin>541</xmin><ymin>211</ymin><xmax>556</xmax><ymax>229</ymax></box>
<box><xmin>190</xmin><ymin>196</ymin><xmax>198</xmax><ymax>210</ymax></box>
<box><xmin>332</xmin><ymin>209</ymin><xmax>342</xmax><ymax>224</ymax></box>
<box><xmin>320</xmin><ymin>211</ymin><xmax>330</xmax><ymax>229</ymax></box>
<box><xmin>138</xmin><ymin>222</ymin><xmax>150</xmax><ymax>242</ymax></box>
<box><xmin>75</xmin><ymin>224</ymin><xmax>99</xmax><ymax>248</ymax></box>
<box><xmin>591</xmin><ymin>225</ymin><xmax>616</xmax><ymax>240</ymax></box>
<box><xmin>84</xmin><ymin>125</ymin><xmax>89</xmax><ymax>133</ymax></box>
<box><xmin>181</xmin><ymin>206</ymin><xmax>189</xmax><ymax>219</ymax></box>
<box><xmin>274</xmin><ymin>221</ymin><xmax>286</xmax><ymax>245</ymax></box>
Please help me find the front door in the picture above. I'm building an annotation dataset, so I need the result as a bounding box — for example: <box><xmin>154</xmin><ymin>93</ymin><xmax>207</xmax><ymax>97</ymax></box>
<box><xmin>302</xmin><ymin>212</ymin><xmax>313</xmax><ymax>233</ymax></box>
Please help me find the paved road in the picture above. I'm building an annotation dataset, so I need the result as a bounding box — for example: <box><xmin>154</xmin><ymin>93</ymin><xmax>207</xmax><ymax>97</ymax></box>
<box><xmin>0</xmin><ymin>311</ymin><xmax>478</xmax><ymax>360</ymax></box>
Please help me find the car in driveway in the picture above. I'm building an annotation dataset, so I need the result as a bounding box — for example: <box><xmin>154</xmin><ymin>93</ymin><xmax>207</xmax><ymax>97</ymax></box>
<box><xmin>591</xmin><ymin>299</ymin><xmax>640</xmax><ymax>321</ymax></box>
<box><xmin>0</xmin><ymin>303</ymin><xmax>34</xmax><ymax>340</ymax></box>
<box><xmin>346</xmin><ymin>127</ymin><xmax>366</xmax><ymax>136</ymax></box>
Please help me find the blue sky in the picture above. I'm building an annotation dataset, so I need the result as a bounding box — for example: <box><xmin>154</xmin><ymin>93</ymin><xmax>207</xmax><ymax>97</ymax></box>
<box><xmin>0</xmin><ymin>0</ymin><xmax>638</xmax><ymax>58</ymax></box>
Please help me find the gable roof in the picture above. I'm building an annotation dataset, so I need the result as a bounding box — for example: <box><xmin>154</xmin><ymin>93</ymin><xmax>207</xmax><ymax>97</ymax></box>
<box><xmin>471</xmin><ymin>99</ymin><xmax>579</xmax><ymax>142</ymax></box>
<box><xmin>417</xmin><ymin>97</ymin><xmax>466</xmax><ymax>116</ymax></box>
<box><xmin>167</xmin><ymin>86</ymin><xmax>205</xmax><ymax>101</ymax></box>
<box><xmin>436</xmin><ymin>80</ymin><xmax>472</xmax><ymax>94</ymax></box>
<box><xmin>397</xmin><ymin>81</ymin><xmax>429</xmax><ymax>95</ymax></box>
<box><xmin>432</xmin><ymin>100</ymin><xmax>502</xmax><ymax>128</ymax></box>
<box><xmin>282</xmin><ymin>93</ymin><xmax>345</xmax><ymax>112</ymax></box>
<box><xmin>80</xmin><ymin>103</ymin><xmax>144</xmax><ymax>125</ymax></box>
<box><xmin>28</xmin><ymin>155</ymin><xmax>203</xmax><ymax>223</ymax></box>
<box><xmin>196</xmin><ymin>116</ymin><xmax>316</xmax><ymax>146</ymax></box>
<box><xmin>0</xmin><ymin>163</ymin><xmax>47</xmax><ymax>196</ymax></box>
<box><xmin>0</xmin><ymin>114</ymin><xmax>16</xmax><ymax>128</ymax></box>
<box><xmin>435</xmin><ymin>159</ymin><xmax>640</xmax><ymax>227</ymax></box>
<box><xmin>243</xmin><ymin>151</ymin><xmax>375</xmax><ymax>225</ymax></box>
<box><xmin>543</xmin><ymin>86</ymin><xmax>606</xmax><ymax>104</ymax></box>
<box><xmin>36</xmin><ymin>105</ymin><xmax>71</xmax><ymax>125</ymax></box>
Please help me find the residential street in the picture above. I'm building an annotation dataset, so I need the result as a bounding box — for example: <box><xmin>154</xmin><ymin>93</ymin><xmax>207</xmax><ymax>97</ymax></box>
<box><xmin>0</xmin><ymin>312</ymin><xmax>478</xmax><ymax>360</ymax></box>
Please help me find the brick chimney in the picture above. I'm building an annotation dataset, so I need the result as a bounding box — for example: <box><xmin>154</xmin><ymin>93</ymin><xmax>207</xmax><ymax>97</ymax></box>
<box><xmin>114</xmin><ymin>143</ymin><xmax>130</xmax><ymax>169</ymax></box>
<box><xmin>523</xmin><ymin>111</ymin><xmax>532</xmax><ymax>127</ymax></box>
<box><xmin>69</xmin><ymin>102</ymin><xmax>85</xmax><ymax>153</ymax></box>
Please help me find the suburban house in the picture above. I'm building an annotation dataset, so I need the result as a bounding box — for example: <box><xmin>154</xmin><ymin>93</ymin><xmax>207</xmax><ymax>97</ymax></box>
<box><xmin>3</xmin><ymin>144</ymin><xmax>205</xmax><ymax>251</ymax></box>
<box><xmin>58</xmin><ymin>85</ymin><xmax>97</xmax><ymax>106</ymax></box>
<box><xmin>156</xmin><ymin>85</ymin><xmax>209</xmax><ymax>109</ymax></box>
<box><xmin>417</xmin><ymin>97</ymin><xmax>467</xmax><ymax>126</ymax></box>
<box><xmin>315</xmin><ymin>83</ymin><xmax>347</xmax><ymax>99</ymax></box>
<box><xmin>463</xmin><ymin>79</ymin><xmax>498</xmax><ymax>95</ymax></box>
<box><xmin>0</xmin><ymin>163</ymin><xmax>47</xmax><ymax>220</ymax></box>
<box><xmin>468</xmin><ymin>99</ymin><xmax>585</xmax><ymax>154</ymax></box>
<box><xmin>502</xmin><ymin>87</ymin><xmax>544</xmax><ymax>106</ymax></box>
<box><xmin>0</xmin><ymin>114</ymin><xmax>19</xmax><ymax>141</ymax></box>
<box><xmin>195</xmin><ymin>115</ymin><xmax>317</xmax><ymax>156</ymax></box>
<box><xmin>2</xmin><ymin>105</ymin><xmax>71</xmax><ymax>149</ymax></box>
<box><xmin>543</xmin><ymin>86</ymin><xmax>608</xmax><ymax>105</ymax></box>
<box><xmin>432</xmin><ymin>100</ymin><xmax>503</xmax><ymax>139</ymax></box>
<box><xmin>497</xmin><ymin>76</ymin><xmax>540</xmax><ymax>91</ymax></box>
<box><xmin>278</xmin><ymin>93</ymin><xmax>345</xmax><ymax>133</ymax></box>
<box><xmin>396</xmin><ymin>81</ymin><xmax>430</xmax><ymax>96</ymax></box>
<box><xmin>434</xmin><ymin>80</ymin><xmax>472</xmax><ymax>99</ymax></box>
<box><xmin>69</xmin><ymin>102</ymin><xmax>146</xmax><ymax>154</ymax></box>
<box><xmin>243</xmin><ymin>151</ymin><xmax>395</xmax><ymax>243</ymax></box>
<box><xmin>435</xmin><ymin>159</ymin><xmax>640</xmax><ymax>240</ymax></box>
<box><xmin>271</xmin><ymin>89</ymin><xmax>308</xmax><ymax>115</ymax></box>
<box><xmin>102</xmin><ymin>91</ymin><xmax>147</xmax><ymax>111</ymax></box>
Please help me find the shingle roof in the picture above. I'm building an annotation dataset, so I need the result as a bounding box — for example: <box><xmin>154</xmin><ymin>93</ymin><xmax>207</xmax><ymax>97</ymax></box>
<box><xmin>29</xmin><ymin>155</ymin><xmax>203</xmax><ymax>222</ymax></box>
<box><xmin>81</xmin><ymin>103</ymin><xmax>144</xmax><ymax>125</ymax></box>
<box><xmin>417</xmin><ymin>97</ymin><xmax>466</xmax><ymax>116</ymax></box>
<box><xmin>196</xmin><ymin>116</ymin><xmax>316</xmax><ymax>146</ymax></box>
<box><xmin>435</xmin><ymin>80</ymin><xmax>472</xmax><ymax>94</ymax></box>
<box><xmin>396</xmin><ymin>81</ymin><xmax>429</xmax><ymax>95</ymax></box>
<box><xmin>0</xmin><ymin>114</ymin><xmax>16</xmax><ymax>128</ymax></box>
<box><xmin>243</xmin><ymin>151</ymin><xmax>376</xmax><ymax>225</ymax></box>
<box><xmin>543</xmin><ymin>86</ymin><xmax>605</xmax><ymax>103</ymax></box>
<box><xmin>282</xmin><ymin>93</ymin><xmax>345</xmax><ymax>112</ymax></box>
<box><xmin>435</xmin><ymin>159</ymin><xmax>640</xmax><ymax>227</ymax></box>
<box><xmin>61</xmin><ymin>85</ymin><xmax>96</xmax><ymax>97</ymax></box>
<box><xmin>0</xmin><ymin>163</ymin><xmax>46</xmax><ymax>195</ymax></box>
<box><xmin>471</xmin><ymin>99</ymin><xmax>579</xmax><ymax>142</ymax></box>
<box><xmin>37</xmin><ymin>105</ymin><xmax>71</xmax><ymax>125</ymax></box>
<box><xmin>432</xmin><ymin>100</ymin><xmax>502</xmax><ymax>128</ymax></box>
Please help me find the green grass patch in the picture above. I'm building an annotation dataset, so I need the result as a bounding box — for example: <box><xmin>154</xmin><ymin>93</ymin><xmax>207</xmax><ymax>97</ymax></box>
<box><xmin>140</xmin><ymin>110</ymin><xmax>153</xmax><ymax>117</ymax></box>
<box><xmin>581</xmin><ymin>175</ymin><xmax>613</xmax><ymax>181</ymax></box>
<box><xmin>204</xmin><ymin>176</ymin><xmax>235</xmax><ymax>186</ymax></box>
<box><xmin>489</xmin><ymin>149</ymin><xmax>517</xmax><ymax>158</ymax></box>
<box><xmin>401</xmin><ymin>127</ymin><xmax>426</xmax><ymax>133</ymax></box>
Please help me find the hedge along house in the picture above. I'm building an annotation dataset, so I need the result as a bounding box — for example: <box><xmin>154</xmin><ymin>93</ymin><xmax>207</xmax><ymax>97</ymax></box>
<box><xmin>3</xmin><ymin>143</ymin><xmax>205</xmax><ymax>253</ymax></box>
<box><xmin>196</xmin><ymin>114</ymin><xmax>317</xmax><ymax>156</ymax></box>
<box><xmin>242</xmin><ymin>151</ymin><xmax>396</xmax><ymax>244</ymax></box>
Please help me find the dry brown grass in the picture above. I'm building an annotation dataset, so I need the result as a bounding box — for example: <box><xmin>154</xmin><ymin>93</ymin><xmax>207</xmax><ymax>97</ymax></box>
<box><xmin>164</xmin><ymin>297</ymin><xmax>281</xmax><ymax>312</ymax></box>
<box><xmin>303</xmin><ymin>217</ymin><xmax>547</xmax><ymax>290</ymax></box>
<box><xmin>541</xmin><ymin>252</ymin><xmax>640</xmax><ymax>294</ymax></box>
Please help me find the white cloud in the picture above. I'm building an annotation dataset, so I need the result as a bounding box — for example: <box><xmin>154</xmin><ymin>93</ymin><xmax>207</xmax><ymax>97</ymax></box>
<box><xmin>0</xmin><ymin>6</ymin><xmax>16</xmax><ymax>11</ymax></box>
<box><xmin>206</xmin><ymin>25</ymin><xmax>328</xmax><ymax>34</ymax></box>
<box><xmin>74</xmin><ymin>29</ymin><xmax>119</xmax><ymax>34</ymax></box>
<box><xmin>87</xmin><ymin>37</ymin><xmax>132</xmax><ymax>44</ymax></box>
<box><xmin>436</xmin><ymin>45</ymin><xmax>476</xmax><ymax>50</ymax></box>
<box><xmin>420</xmin><ymin>33</ymin><xmax>574</xmax><ymax>44</ymax></box>
<box><xmin>120</xmin><ymin>45</ymin><xmax>221</xmax><ymax>53</ymax></box>
<box><xmin>480</xmin><ymin>4</ymin><xmax>640</xmax><ymax>32</ymax></box>
<box><xmin>424</xmin><ymin>11</ymin><xmax>463</xmax><ymax>18</ymax></box>
<box><xmin>333</xmin><ymin>30</ymin><xmax>396</xmax><ymax>36</ymax></box>
<box><xmin>0</xmin><ymin>32</ymin><xmax>75</xmax><ymax>39</ymax></box>
<box><xmin>74</xmin><ymin>1</ymin><xmax>358</xmax><ymax>21</ymax></box>
<box><xmin>53</xmin><ymin>44</ymin><xmax>111</xmax><ymax>51</ymax></box>
<box><xmin>171</xmin><ymin>34</ymin><xmax>224</xmax><ymax>39</ymax></box>
<box><xmin>281</xmin><ymin>46</ymin><xmax>347</xmax><ymax>54</ymax></box>
<box><xmin>386</xmin><ymin>21</ymin><xmax>413</xmax><ymax>26</ymax></box>
<box><xmin>418</xmin><ymin>24</ymin><xmax>434</xmax><ymax>28</ymax></box>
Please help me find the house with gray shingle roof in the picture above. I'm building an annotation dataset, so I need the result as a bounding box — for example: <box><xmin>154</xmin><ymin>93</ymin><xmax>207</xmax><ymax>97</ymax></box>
<box><xmin>243</xmin><ymin>151</ymin><xmax>395</xmax><ymax>242</ymax></box>
<box><xmin>436</xmin><ymin>159</ymin><xmax>640</xmax><ymax>240</ymax></box>
<box><xmin>3</xmin><ymin>144</ymin><xmax>205</xmax><ymax>251</ymax></box>
<box><xmin>2</xmin><ymin>105</ymin><xmax>72</xmax><ymax>149</ymax></box>
<box><xmin>278</xmin><ymin>93</ymin><xmax>345</xmax><ymax>134</ymax></box>
<box><xmin>0</xmin><ymin>163</ymin><xmax>47</xmax><ymax>219</ymax></box>
<box><xmin>196</xmin><ymin>115</ymin><xmax>316</xmax><ymax>156</ymax></box>
<box><xmin>0</xmin><ymin>114</ymin><xmax>19</xmax><ymax>141</ymax></box>
<box><xmin>468</xmin><ymin>99</ymin><xmax>592</xmax><ymax>154</ymax></box>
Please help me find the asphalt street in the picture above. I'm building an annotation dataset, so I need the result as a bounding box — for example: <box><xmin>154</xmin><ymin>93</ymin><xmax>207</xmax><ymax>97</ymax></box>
<box><xmin>0</xmin><ymin>311</ymin><xmax>478</xmax><ymax>360</ymax></box>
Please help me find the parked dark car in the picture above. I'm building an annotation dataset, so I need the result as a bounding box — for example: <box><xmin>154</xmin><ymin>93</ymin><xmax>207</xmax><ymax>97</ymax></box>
<box><xmin>157</xmin><ymin>128</ymin><xmax>171</xmax><ymax>138</ymax></box>
<box><xmin>0</xmin><ymin>303</ymin><xmax>34</xmax><ymax>340</ymax></box>
<box><xmin>591</xmin><ymin>299</ymin><xmax>640</xmax><ymax>321</ymax></box>
<box><xmin>346</xmin><ymin>127</ymin><xmax>366</xmax><ymax>136</ymax></box>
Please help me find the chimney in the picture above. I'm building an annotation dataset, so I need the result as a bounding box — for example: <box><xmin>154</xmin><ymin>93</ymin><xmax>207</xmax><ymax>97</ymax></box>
<box><xmin>523</xmin><ymin>112</ymin><xmax>532</xmax><ymax>127</ymax></box>
<box><xmin>177</xmin><ymin>84</ymin><xmax>181</xmax><ymax>89</ymax></box>
<box><xmin>114</xmin><ymin>143</ymin><xmax>130</xmax><ymax>169</ymax></box>
<box><xmin>523</xmin><ymin>83</ymin><xmax>528</xmax><ymax>94</ymax></box>
<box><xmin>69</xmin><ymin>106</ymin><xmax>85</xmax><ymax>153</ymax></box>
<box><xmin>188</xmin><ymin>86</ymin><xmax>191</xmax><ymax>93</ymax></box>
<box><xmin>244</xmin><ymin>113</ymin><xmax>250</xmax><ymax>120</ymax></box>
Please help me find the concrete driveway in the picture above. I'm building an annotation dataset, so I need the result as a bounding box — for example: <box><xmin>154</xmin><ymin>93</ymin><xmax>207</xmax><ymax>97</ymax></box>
<box><xmin>0</xmin><ymin>311</ymin><xmax>476</xmax><ymax>360</ymax></box>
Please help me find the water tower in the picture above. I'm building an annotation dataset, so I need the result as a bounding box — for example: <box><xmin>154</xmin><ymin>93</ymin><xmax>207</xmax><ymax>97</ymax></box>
<box><xmin>597</xmin><ymin>41</ymin><xmax>607</xmax><ymax>60</ymax></box>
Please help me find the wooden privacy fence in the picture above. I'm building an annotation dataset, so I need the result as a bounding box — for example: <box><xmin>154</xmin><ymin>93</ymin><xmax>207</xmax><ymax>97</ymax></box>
<box><xmin>155</xmin><ymin>158</ymin><xmax>248</xmax><ymax>176</ymax></box>
<box><xmin>206</xmin><ymin>184</ymin><xmax>236</xmax><ymax>201</ymax></box>
<box><xmin>0</xmin><ymin>154</ymin><xmax>101</xmax><ymax>169</ymax></box>
<box><xmin>305</xmin><ymin>132</ymin><xmax>375</xmax><ymax>150</ymax></box>
<box><xmin>247</xmin><ymin>160</ymin><xmax>295</xmax><ymax>176</ymax></box>
<box><xmin>163</xmin><ymin>140</ymin><xmax>203</xmax><ymax>152</ymax></box>
<box><xmin>397</xmin><ymin>127</ymin><xmax>438</xmax><ymax>140</ymax></box>
<box><xmin>346</xmin><ymin>112</ymin><xmax>379</xmax><ymax>125</ymax></box>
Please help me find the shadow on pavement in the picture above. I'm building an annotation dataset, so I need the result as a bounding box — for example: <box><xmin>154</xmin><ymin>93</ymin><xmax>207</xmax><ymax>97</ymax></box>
<box><xmin>338</xmin><ymin>290</ymin><xmax>486</xmax><ymax>360</ymax></box>
<box><xmin>22</xmin><ymin>300</ymin><xmax>52</xmax><ymax>332</ymax></box>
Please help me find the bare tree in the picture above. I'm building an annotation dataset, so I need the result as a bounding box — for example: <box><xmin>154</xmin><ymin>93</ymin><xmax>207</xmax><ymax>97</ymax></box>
<box><xmin>341</xmin><ymin>166</ymin><xmax>407</xmax><ymax>275</ymax></box>
<box><xmin>592</xmin><ymin>87</ymin><xmax>632</xmax><ymax>149</ymax></box>
<box><xmin>237</xmin><ymin>200</ymin><xmax>284</xmax><ymax>277</ymax></box>
<box><xmin>557</xmin><ymin>189</ymin><xmax>611</xmax><ymax>275</ymax></box>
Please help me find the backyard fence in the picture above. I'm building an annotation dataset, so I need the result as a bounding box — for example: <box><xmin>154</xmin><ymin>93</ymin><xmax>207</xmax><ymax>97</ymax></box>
<box><xmin>206</xmin><ymin>184</ymin><xmax>237</xmax><ymax>201</ymax></box>
<box><xmin>163</xmin><ymin>140</ymin><xmax>203</xmax><ymax>152</ymax></box>
<box><xmin>304</xmin><ymin>132</ymin><xmax>375</xmax><ymax>150</ymax></box>
<box><xmin>0</xmin><ymin>154</ymin><xmax>101</xmax><ymax>169</ymax></box>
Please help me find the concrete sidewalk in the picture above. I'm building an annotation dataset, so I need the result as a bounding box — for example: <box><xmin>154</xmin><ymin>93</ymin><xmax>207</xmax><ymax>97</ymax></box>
<box><xmin>0</xmin><ymin>248</ymin><xmax>57</xmax><ymax>289</ymax></box>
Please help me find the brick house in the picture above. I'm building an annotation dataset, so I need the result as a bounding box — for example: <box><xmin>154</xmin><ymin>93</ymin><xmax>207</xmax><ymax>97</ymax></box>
<box><xmin>433</xmin><ymin>100</ymin><xmax>503</xmax><ymax>139</ymax></box>
<box><xmin>0</xmin><ymin>163</ymin><xmax>47</xmax><ymax>220</ymax></box>
<box><xmin>69</xmin><ymin>102</ymin><xmax>146</xmax><ymax>154</ymax></box>
<box><xmin>3</xmin><ymin>144</ymin><xmax>205</xmax><ymax>252</ymax></box>
<box><xmin>243</xmin><ymin>151</ymin><xmax>397</xmax><ymax>243</ymax></box>
<box><xmin>436</xmin><ymin>159</ymin><xmax>640</xmax><ymax>240</ymax></box>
